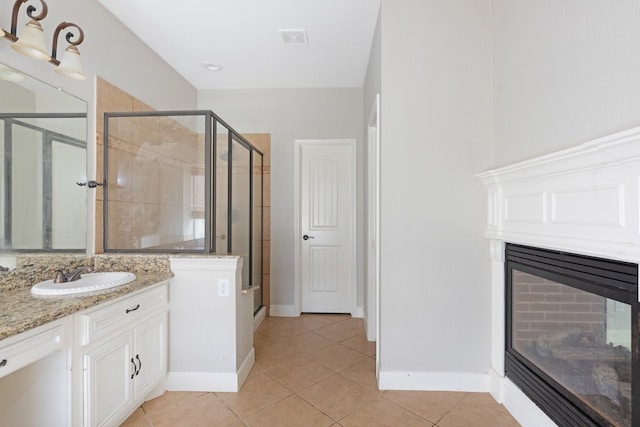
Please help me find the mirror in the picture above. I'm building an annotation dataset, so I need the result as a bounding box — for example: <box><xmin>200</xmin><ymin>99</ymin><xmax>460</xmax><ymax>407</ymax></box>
<box><xmin>0</xmin><ymin>63</ymin><xmax>87</xmax><ymax>251</ymax></box>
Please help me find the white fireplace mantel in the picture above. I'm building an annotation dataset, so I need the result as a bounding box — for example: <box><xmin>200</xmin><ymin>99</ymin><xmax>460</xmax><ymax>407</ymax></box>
<box><xmin>477</xmin><ymin>126</ymin><xmax>640</xmax><ymax>264</ymax></box>
<box><xmin>477</xmin><ymin>126</ymin><xmax>640</xmax><ymax>427</ymax></box>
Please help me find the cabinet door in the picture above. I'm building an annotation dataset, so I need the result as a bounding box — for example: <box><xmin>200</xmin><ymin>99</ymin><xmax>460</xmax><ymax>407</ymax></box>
<box><xmin>83</xmin><ymin>333</ymin><xmax>134</xmax><ymax>427</ymax></box>
<box><xmin>133</xmin><ymin>312</ymin><xmax>167</xmax><ymax>398</ymax></box>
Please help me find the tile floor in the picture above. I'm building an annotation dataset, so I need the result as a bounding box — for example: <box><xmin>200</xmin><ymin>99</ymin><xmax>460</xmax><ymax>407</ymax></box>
<box><xmin>122</xmin><ymin>314</ymin><xmax>520</xmax><ymax>426</ymax></box>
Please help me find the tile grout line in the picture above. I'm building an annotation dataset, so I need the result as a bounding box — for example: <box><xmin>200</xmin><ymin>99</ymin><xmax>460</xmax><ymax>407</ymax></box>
<box><xmin>378</xmin><ymin>395</ymin><xmax>446</xmax><ymax>426</ymax></box>
<box><xmin>126</xmin><ymin>315</ymin><xmax>519</xmax><ymax>426</ymax></box>
<box><xmin>239</xmin><ymin>320</ymin><xmax>375</xmax><ymax>425</ymax></box>
<box><xmin>259</xmin><ymin>368</ymin><xmax>376</xmax><ymax>425</ymax></box>
<box><xmin>131</xmin><ymin>316</ymin><xmax>370</xmax><ymax>426</ymax></box>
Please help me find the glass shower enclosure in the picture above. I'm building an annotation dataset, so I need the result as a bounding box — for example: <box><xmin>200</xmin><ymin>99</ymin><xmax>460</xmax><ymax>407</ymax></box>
<box><xmin>103</xmin><ymin>111</ymin><xmax>264</xmax><ymax>310</ymax></box>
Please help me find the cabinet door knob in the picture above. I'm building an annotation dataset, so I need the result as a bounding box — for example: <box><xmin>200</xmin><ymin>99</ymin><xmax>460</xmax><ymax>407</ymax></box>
<box><xmin>303</xmin><ymin>234</ymin><xmax>315</xmax><ymax>240</ymax></box>
<box><xmin>135</xmin><ymin>355</ymin><xmax>142</xmax><ymax>376</ymax></box>
<box><xmin>0</xmin><ymin>359</ymin><xmax>6</xmax><ymax>368</ymax></box>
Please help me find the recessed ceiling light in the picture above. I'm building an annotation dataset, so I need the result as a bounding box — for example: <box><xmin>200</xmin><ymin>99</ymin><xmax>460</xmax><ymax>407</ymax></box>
<box><xmin>201</xmin><ymin>62</ymin><xmax>223</xmax><ymax>72</ymax></box>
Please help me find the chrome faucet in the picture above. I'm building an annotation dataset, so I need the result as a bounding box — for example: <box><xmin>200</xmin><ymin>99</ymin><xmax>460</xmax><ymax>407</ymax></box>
<box><xmin>53</xmin><ymin>266</ymin><xmax>94</xmax><ymax>283</ymax></box>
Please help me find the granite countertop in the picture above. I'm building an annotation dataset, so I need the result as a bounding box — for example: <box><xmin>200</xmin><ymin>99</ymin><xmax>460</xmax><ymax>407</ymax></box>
<box><xmin>0</xmin><ymin>254</ymin><xmax>174</xmax><ymax>342</ymax></box>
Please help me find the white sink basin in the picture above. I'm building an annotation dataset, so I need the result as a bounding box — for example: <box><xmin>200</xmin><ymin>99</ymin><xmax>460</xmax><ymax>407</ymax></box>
<box><xmin>31</xmin><ymin>272</ymin><xmax>137</xmax><ymax>296</ymax></box>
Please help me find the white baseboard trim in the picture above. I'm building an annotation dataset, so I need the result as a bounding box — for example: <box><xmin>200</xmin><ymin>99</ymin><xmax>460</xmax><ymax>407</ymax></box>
<box><xmin>378</xmin><ymin>370</ymin><xmax>554</xmax><ymax>426</ymax></box>
<box><xmin>166</xmin><ymin>371</ymin><xmax>239</xmax><ymax>392</ymax></box>
<box><xmin>378</xmin><ymin>371</ymin><xmax>490</xmax><ymax>392</ymax></box>
<box><xmin>254</xmin><ymin>306</ymin><xmax>266</xmax><ymax>331</ymax></box>
<box><xmin>501</xmin><ymin>377</ymin><xmax>556</xmax><ymax>427</ymax></box>
<box><xmin>354</xmin><ymin>305</ymin><xmax>364</xmax><ymax>318</ymax></box>
<box><xmin>236</xmin><ymin>348</ymin><xmax>255</xmax><ymax>389</ymax></box>
<box><xmin>144</xmin><ymin>379</ymin><xmax>166</xmax><ymax>402</ymax></box>
<box><xmin>166</xmin><ymin>349</ymin><xmax>255</xmax><ymax>392</ymax></box>
<box><xmin>488</xmin><ymin>368</ymin><xmax>504</xmax><ymax>403</ymax></box>
<box><xmin>362</xmin><ymin>315</ymin><xmax>376</xmax><ymax>342</ymax></box>
<box><xmin>269</xmin><ymin>304</ymin><xmax>299</xmax><ymax>317</ymax></box>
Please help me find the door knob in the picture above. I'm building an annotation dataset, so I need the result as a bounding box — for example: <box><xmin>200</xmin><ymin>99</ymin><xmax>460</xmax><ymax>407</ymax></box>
<box><xmin>303</xmin><ymin>234</ymin><xmax>315</xmax><ymax>240</ymax></box>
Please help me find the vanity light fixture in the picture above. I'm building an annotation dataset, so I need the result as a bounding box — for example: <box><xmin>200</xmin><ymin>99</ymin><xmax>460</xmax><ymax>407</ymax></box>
<box><xmin>1</xmin><ymin>0</ymin><xmax>86</xmax><ymax>80</ymax></box>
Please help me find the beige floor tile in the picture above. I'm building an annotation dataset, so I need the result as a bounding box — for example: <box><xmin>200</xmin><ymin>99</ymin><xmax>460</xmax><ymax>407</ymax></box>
<box><xmin>338</xmin><ymin>397</ymin><xmax>434</xmax><ymax>426</ymax></box>
<box><xmin>310</xmin><ymin>343</ymin><xmax>368</xmax><ymax>372</ymax></box>
<box><xmin>245</xmin><ymin>364</ymin><xmax>264</xmax><ymax>380</ymax></box>
<box><xmin>265</xmin><ymin>357</ymin><xmax>334</xmax><ymax>391</ymax></box>
<box><xmin>320</xmin><ymin>313</ymin><xmax>352</xmax><ymax>322</ymax></box>
<box><xmin>223</xmin><ymin>419</ymin><xmax>250</xmax><ymax>427</ymax></box>
<box><xmin>314</xmin><ymin>323</ymin><xmax>362</xmax><ymax>342</ymax></box>
<box><xmin>243</xmin><ymin>395</ymin><xmax>334</xmax><ymax>427</ymax></box>
<box><xmin>437</xmin><ymin>393</ymin><xmax>521</xmax><ymax>427</ymax></box>
<box><xmin>275</xmin><ymin>331</ymin><xmax>334</xmax><ymax>355</ymax></box>
<box><xmin>257</xmin><ymin>321</ymin><xmax>307</xmax><ymax>340</ymax></box>
<box><xmin>337</xmin><ymin>317</ymin><xmax>365</xmax><ymax>331</ymax></box>
<box><xmin>120</xmin><ymin>407</ymin><xmax>151</xmax><ymax>426</ymax></box>
<box><xmin>258</xmin><ymin>317</ymin><xmax>294</xmax><ymax>328</ymax></box>
<box><xmin>216</xmin><ymin>372</ymin><xmax>292</xmax><ymax>418</ymax></box>
<box><xmin>298</xmin><ymin>374</ymin><xmax>377</xmax><ymax>420</ymax></box>
<box><xmin>141</xmin><ymin>391</ymin><xmax>207</xmax><ymax>416</ymax></box>
<box><xmin>254</xmin><ymin>319</ymin><xmax>284</xmax><ymax>337</ymax></box>
<box><xmin>253</xmin><ymin>340</ymin><xmax>299</xmax><ymax>370</ymax></box>
<box><xmin>340</xmin><ymin>334</ymin><xmax>376</xmax><ymax>356</ymax></box>
<box><xmin>146</xmin><ymin>393</ymin><xmax>239</xmax><ymax>427</ymax></box>
<box><xmin>254</xmin><ymin>331</ymin><xmax>275</xmax><ymax>350</ymax></box>
<box><xmin>339</xmin><ymin>358</ymin><xmax>381</xmax><ymax>393</ymax></box>
<box><xmin>383</xmin><ymin>390</ymin><xmax>467</xmax><ymax>423</ymax></box>
<box><xmin>289</xmin><ymin>314</ymin><xmax>337</xmax><ymax>330</ymax></box>
<box><xmin>130</xmin><ymin>315</ymin><xmax>520</xmax><ymax>427</ymax></box>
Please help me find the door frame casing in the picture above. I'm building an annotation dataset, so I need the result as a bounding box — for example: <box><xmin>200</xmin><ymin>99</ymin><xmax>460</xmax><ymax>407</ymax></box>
<box><xmin>366</xmin><ymin>94</ymin><xmax>381</xmax><ymax>356</ymax></box>
<box><xmin>293</xmin><ymin>138</ymin><xmax>358</xmax><ymax>316</ymax></box>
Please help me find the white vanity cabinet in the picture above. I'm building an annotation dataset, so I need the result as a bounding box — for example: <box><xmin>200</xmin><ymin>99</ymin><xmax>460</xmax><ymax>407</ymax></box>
<box><xmin>0</xmin><ymin>317</ymin><xmax>73</xmax><ymax>427</ymax></box>
<box><xmin>74</xmin><ymin>281</ymin><xmax>168</xmax><ymax>427</ymax></box>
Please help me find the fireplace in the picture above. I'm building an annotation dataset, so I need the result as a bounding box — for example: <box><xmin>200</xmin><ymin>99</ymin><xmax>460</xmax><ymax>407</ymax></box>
<box><xmin>505</xmin><ymin>244</ymin><xmax>638</xmax><ymax>426</ymax></box>
<box><xmin>476</xmin><ymin>127</ymin><xmax>640</xmax><ymax>425</ymax></box>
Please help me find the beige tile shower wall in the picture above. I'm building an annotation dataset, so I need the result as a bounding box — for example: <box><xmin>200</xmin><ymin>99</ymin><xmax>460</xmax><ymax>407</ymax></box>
<box><xmin>96</xmin><ymin>78</ymin><xmax>132</xmax><ymax>252</ymax></box>
<box><xmin>96</xmin><ymin>78</ymin><xmax>200</xmax><ymax>252</ymax></box>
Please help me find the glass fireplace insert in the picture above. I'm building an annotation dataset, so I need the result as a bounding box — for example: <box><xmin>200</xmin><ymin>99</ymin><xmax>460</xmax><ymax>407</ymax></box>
<box><xmin>505</xmin><ymin>244</ymin><xmax>639</xmax><ymax>427</ymax></box>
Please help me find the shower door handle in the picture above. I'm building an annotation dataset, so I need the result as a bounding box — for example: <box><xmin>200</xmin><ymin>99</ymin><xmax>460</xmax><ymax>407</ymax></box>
<box><xmin>303</xmin><ymin>235</ymin><xmax>314</xmax><ymax>241</ymax></box>
<box><xmin>76</xmin><ymin>180</ymin><xmax>104</xmax><ymax>188</ymax></box>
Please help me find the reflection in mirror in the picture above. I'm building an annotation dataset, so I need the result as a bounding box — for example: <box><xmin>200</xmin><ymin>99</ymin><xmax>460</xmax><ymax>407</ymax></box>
<box><xmin>0</xmin><ymin>63</ymin><xmax>87</xmax><ymax>251</ymax></box>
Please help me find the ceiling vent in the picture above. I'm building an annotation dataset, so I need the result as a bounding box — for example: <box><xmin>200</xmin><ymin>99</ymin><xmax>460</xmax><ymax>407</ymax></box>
<box><xmin>278</xmin><ymin>29</ymin><xmax>308</xmax><ymax>46</ymax></box>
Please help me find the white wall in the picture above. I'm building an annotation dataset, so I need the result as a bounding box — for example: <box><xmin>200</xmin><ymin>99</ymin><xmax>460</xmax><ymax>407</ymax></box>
<box><xmin>197</xmin><ymin>89</ymin><xmax>364</xmax><ymax>312</ymax></box>
<box><xmin>168</xmin><ymin>257</ymin><xmax>254</xmax><ymax>392</ymax></box>
<box><xmin>364</xmin><ymin>11</ymin><xmax>381</xmax><ymax>112</ymax></box>
<box><xmin>377</xmin><ymin>0</ymin><xmax>493</xmax><ymax>385</ymax></box>
<box><xmin>363</xmin><ymin>9</ymin><xmax>381</xmax><ymax>338</ymax></box>
<box><xmin>493</xmin><ymin>0</ymin><xmax>640</xmax><ymax>167</ymax></box>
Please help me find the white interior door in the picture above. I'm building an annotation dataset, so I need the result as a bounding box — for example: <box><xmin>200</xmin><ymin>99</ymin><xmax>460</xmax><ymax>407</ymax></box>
<box><xmin>296</xmin><ymin>139</ymin><xmax>356</xmax><ymax>314</ymax></box>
